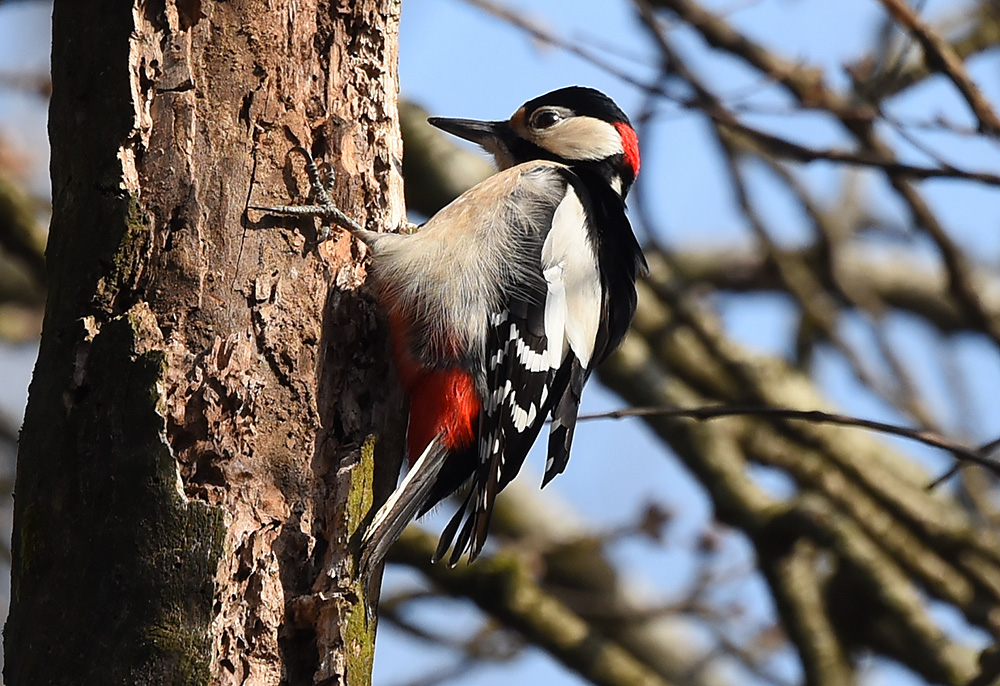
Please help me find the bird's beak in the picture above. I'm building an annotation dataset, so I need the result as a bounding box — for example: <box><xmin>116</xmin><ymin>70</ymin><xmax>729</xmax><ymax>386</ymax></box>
<box><xmin>427</xmin><ymin>117</ymin><xmax>505</xmax><ymax>147</ymax></box>
<box><xmin>429</xmin><ymin>117</ymin><xmax>520</xmax><ymax>169</ymax></box>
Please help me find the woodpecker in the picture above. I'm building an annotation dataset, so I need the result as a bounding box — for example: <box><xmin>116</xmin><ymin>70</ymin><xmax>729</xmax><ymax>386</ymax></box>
<box><xmin>253</xmin><ymin>86</ymin><xmax>645</xmax><ymax>576</ymax></box>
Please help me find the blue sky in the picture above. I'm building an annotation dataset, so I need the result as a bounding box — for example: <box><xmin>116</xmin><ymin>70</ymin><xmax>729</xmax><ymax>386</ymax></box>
<box><xmin>0</xmin><ymin>1</ymin><xmax>998</xmax><ymax>684</ymax></box>
<box><xmin>386</xmin><ymin>2</ymin><xmax>1000</xmax><ymax>685</ymax></box>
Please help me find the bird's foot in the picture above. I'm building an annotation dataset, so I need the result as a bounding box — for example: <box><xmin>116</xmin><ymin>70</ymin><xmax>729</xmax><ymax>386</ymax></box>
<box><xmin>249</xmin><ymin>146</ymin><xmax>365</xmax><ymax>242</ymax></box>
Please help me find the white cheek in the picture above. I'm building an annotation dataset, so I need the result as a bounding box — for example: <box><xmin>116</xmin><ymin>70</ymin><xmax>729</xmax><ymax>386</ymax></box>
<box><xmin>537</xmin><ymin>117</ymin><xmax>624</xmax><ymax>161</ymax></box>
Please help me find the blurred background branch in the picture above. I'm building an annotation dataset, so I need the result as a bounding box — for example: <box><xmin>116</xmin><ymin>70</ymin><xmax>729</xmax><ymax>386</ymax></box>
<box><xmin>2</xmin><ymin>0</ymin><xmax>1000</xmax><ymax>684</ymax></box>
<box><xmin>388</xmin><ymin>0</ymin><xmax>1000</xmax><ymax>678</ymax></box>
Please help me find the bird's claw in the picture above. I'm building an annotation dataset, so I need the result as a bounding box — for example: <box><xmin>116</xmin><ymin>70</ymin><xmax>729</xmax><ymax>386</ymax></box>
<box><xmin>249</xmin><ymin>147</ymin><xmax>364</xmax><ymax>241</ymax></box>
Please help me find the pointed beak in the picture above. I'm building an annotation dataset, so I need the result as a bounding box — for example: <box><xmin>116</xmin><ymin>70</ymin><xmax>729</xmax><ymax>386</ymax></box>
<box><xmin>427</xmin><ymin>117</ymin><xmax>505</xmax><ymax>147</ymax></box>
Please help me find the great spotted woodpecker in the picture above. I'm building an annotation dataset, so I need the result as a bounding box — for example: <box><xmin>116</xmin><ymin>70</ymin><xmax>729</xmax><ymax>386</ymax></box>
<box><xmin>254</xmin><ymin>87</ymin><xmax>645</xmax><ymax>575</ymax></box>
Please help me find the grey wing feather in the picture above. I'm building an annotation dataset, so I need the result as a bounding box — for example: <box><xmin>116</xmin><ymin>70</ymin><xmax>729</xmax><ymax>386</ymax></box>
<box><xmin>543</xmin><ymin>357</ymin><xmax>588</xmax><ymax>486</ymax></box>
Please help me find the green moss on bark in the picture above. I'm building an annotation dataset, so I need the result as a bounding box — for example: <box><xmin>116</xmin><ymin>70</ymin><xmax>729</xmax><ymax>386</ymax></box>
<box><xmin>343</xmin><ymin>435</ymin><xmax>378</xmax><ymax>686</ymax></box>
<box><xmin>7</xmin><ymin>308</ymin><xmax>225</xmax><ymax>685</ymax></box>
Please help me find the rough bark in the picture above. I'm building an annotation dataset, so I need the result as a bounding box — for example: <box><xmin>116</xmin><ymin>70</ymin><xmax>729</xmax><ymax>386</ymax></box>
<box><xmin>5</xmin><ymin>1</ymin><xmax>405</xmax><ymax>685</ymax></box>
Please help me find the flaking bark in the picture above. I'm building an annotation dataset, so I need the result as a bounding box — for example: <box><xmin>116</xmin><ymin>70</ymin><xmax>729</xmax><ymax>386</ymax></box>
<box><xmin>5</xmin><ymin>1</ymin><xmax>405</xmax><ymax>684</ymax></box>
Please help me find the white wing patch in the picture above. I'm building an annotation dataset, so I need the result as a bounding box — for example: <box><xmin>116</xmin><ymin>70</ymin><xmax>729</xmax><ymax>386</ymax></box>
<box><xmin>513</xmin><ymin>326</ymin><xmax>550</xmax><ymax>372</ymax></box>
<box><xmin>511</xmin><ymin>401</ymin><xmax>538</xmax><ymax>431</ymax></box>
<box><xmin>542</xmin><ymin>187</ymin><xmax>601</xmax><ymax>368</ymax></box>
<box><xmin>542</xmin><ymin>264</ymin><xmax>567</xmax><ymax>369</ymax></box>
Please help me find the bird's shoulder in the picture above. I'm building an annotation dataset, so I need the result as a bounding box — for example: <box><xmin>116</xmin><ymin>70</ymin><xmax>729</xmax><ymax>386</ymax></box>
<box><xmin>422</xmin><ymin>162</ymin><xmax>574</xmax><ymax>229</ymax></box>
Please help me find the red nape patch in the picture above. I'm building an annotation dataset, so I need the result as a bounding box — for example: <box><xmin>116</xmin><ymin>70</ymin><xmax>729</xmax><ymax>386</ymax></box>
<box><xmin>614</xmin><ymin>122</ymin><xmax>640</xmax><ymax>178</ymax></box>
<box><xmin>406</xmin><ymin>369</ymin><xmax>481</xmax><ymax>464</ymax></box>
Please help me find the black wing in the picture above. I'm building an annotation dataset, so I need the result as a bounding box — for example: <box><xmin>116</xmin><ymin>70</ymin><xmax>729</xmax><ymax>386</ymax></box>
<box><xmin>435</xmin><ymin>169</ymin><xmax>573</xmax><ymax>564</ymax></box>
<box><xmin>580</xmin><ymin>170</ymin><xmax>646</xmax><ymax>363</ymax></box>
<box><xmin>436</xmin><ymin>284</ymin><xmax>560</xmax><ymax>564</ymax></box>
<box><xmin>543</xmin><ymin>355</ymin><xmax>587</xmax><ymax>486</ymax></box>
<box><xmin>435</xmin><ymin>166</ymin><xmax>645</xmax><ymax>564</ymax></box>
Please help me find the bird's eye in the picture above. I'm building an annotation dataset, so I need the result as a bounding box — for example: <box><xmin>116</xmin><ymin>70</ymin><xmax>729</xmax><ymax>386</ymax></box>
<box><xmin>530</xmin><ymin>109</ymin><xmax>563</xmax><ymax>129</ymax></box>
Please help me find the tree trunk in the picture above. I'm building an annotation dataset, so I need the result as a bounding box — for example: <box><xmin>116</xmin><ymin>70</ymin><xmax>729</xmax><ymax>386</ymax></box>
<box><xmin>5</xmin><ymin>1</ymin><xmax>405</xmax><ymax>684</ymax></box>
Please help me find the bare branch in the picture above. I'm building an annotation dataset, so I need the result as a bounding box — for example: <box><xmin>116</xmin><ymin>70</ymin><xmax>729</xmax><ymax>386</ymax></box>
<box><xmin>578</xmin><ymin>404</ymin><xmax>999</xmax><ymax>477</ymax></box>
<box><xmin>489</xmin><ymin>483</ymin><xmax>744</xmax><ymax>686</ymax></box>
<box><xmin>718</xmin><ymin>115</ymin><xmax>1000</xmax><ymax>185</ymax></box>
<box><xmin>647</xmin><ymin>0</ymin><xmax>1000</xmax><ymax>347</ymax></box>
<box><xmin>850</xmin><ymin>4</ymin><xmax>1000</xmax><ymax>99</ymax></box>
<box><xmin>0</xmin><ymin>69</ymin><xmax>51</xmax><ymax>98</ymax></box>
<box><xmin>877</xmin><ymin>0</ymin><xmax>1000</xmax><ymax>134</ymax></box>
<box><xmin>0</xmin><ymin>175</ymin><xmax>46</xmax><ymax>287</ymax></box>
<box><xmin>388</xmin><ymin>527</ymin><xmax>679</xmax><ymax>686</ymax></box>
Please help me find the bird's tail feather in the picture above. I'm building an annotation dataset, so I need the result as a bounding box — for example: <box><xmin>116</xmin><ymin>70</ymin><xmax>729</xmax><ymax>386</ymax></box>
<box><xmin>358</xmin><ymin>435</ymin><xmax>449</xmax><ymax>579</ymax></box>
<box><xmin>432</xmin><ymin>471</ymin><xmax>498</xmax><ymax>566</ymax></box>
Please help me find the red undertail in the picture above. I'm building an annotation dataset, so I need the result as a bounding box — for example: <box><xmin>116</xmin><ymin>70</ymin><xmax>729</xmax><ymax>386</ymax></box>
<box><xmin>388</xmin><ymin>311</ymin><xmax>481</xmax><ymax>464</ymax></box>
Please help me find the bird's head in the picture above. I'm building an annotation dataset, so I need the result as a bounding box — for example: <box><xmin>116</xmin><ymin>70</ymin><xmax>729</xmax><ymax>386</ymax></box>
<box><xmin>428</xmin><ymin>86</ymin><xmax>640</xmax><ymax>197</ymax></box>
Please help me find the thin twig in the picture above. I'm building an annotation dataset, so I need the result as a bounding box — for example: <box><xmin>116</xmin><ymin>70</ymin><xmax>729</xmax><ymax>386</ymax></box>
<box><xmin>649</xmin><ymin>0</ymin><xmax>1000</xmax><ymax>347</ymax></box>
<box><xmin>877</xmin><ymin>0</ymin><xmax>1000</xmax><ymax>135</ymax></box>
<box><xmin>578</xmin><ymin>404</ymin><xmax>1000</xmax><ymax>476</ymax></box>
<box><xmin>717</xmin><ymin>114</ymin><xmax>1000</xmax><ymax>186</ymax></box>
<box><xmin>462</xmin><ymin>0</ymin><xmax>666</xmax><ymax>97</ymax></box>
<box><xmin>849</xmin><ymin>1</ymin><xmax>1000</xmax><ymax>101</ymax></box>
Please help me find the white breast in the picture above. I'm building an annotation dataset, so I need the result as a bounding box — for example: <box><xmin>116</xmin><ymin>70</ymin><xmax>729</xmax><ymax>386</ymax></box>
<box><xmin>366</xmin><ymin>162</ymin><xmax>568</xmax><ymax>359</ymax></box>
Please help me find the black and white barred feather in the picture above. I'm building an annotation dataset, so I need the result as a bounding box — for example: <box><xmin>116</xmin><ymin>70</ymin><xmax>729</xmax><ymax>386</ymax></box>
<box><xmin>431</xmin><ymin>164</ymin><xmax>644</xmax><ymax>564</ymax></box>
<box><xmin>258</xmin><ymin>88</ymin><xmax>646</xmax><ymax>578</ymax></box>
